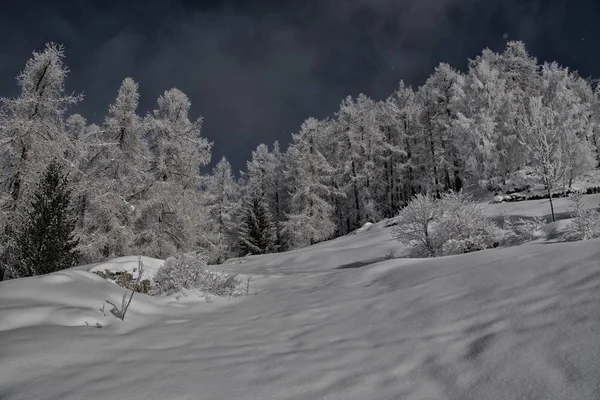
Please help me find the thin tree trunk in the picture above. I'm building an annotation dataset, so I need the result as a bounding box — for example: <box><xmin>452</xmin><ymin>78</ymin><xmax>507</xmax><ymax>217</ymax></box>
<box><xmin>547</xmin><ymin>184</ymin><xmax>556</xmax><ymax>222</ymax></box>
<box><xmin>428</xmin><ymin>126</ymin><xmax>440</xmax><ymax>198</ymax></box>
<box><xmin>351</xmin><ymin>160</ymin><xmax>361</xmax><ymax>229</ymax></box>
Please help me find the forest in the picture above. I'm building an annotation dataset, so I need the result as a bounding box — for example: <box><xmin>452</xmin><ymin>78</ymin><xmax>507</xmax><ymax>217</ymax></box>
<box><xmin>0</xmin><ymin>41</ymin><xmax>598</xmax><ymax>279</ymax></box>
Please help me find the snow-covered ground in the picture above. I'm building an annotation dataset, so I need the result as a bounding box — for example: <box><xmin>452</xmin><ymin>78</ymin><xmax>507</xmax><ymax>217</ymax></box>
<box><xmin>1</xmin><ymin>196</ymin><xmax>600</xmax><ymax>399</ymax></box>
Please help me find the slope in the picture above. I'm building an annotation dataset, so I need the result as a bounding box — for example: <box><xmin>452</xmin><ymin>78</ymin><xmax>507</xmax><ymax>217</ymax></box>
<box><xmin>0</xmin><ymin>198</ymin><xmax>599</xmax><ymax>399</ymax></box>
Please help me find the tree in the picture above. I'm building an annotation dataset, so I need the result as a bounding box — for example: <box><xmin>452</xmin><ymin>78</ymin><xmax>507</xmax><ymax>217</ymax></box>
<box><xmin>454</xmin><ymin>49</ymin><xmax>510</xmax><ymax>183</ymax></box>
<box><xmin>0</xmin><ymin>43</ymin><xmax>82</xmax><ymax>210</ymax></box>
<box><xmin>238</xmin><ymin>192</ymin><xmax>276</xmax><ymax>256</ymax></box>
<box><xmin>518</xmin><ymin>63</ymin><xmax>593</xmax><ymax>222</ymax></box>
<box><xmin>6</xmin><ymin>160</ymin><xmax>80</xmax><ymax>277</ymax></box>
<box><xmin>81</xmin><ymin>78</ymin><xmax>148</xmax><ymax>260</ymax></box>
<box><xmin>390</xmin><ymin>192</ymin><xmax>499</xmax><ymax>257</ymax></box>
<box><xmin>415</xmin><ymin>63</ymin><xmax>465</xmax><ymax>196</ymax></box>
<box><xmin>334</xmin><ymin>94</ymin><xmax>382</xmax><ymax>229</ymax></box>
<box><xmin>203</xmin><ymin>157</ymin><xmax>241</xmax><ymax>263</ymax></box>
<box><xmin>380</xmin><ymin>81</ymin><xmax>418</xmax><ymax>214</ymax></box>
<box><xmin>283</xmin><ymin>118</ymin><xmax>338</xmax><ymax>248</ymax></box>
<box><xmin>134</xmin><ymin>88</ymin><xmax>212</xmax><ymax>258</ymax></box>
<box><xmin>517</xmin><ymin>96</ymin><xmax>565</xmax><ymax>222</ymax></box>
<box><xmin>0</xmin><ymin>43</ymin><xmax>81</xmax><ymax>264</ymax></box>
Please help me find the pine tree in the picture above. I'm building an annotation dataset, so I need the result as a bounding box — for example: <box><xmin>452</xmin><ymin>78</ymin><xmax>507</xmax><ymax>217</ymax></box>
<box><xmin>9</xmin><ymin>159</ymin><xmax>80</xmax><ymax>277</ymax></box>
<box><xmin>238</xmin><ymin>192</ymin><xmax>276</xmax><ymax>256</ymax></box>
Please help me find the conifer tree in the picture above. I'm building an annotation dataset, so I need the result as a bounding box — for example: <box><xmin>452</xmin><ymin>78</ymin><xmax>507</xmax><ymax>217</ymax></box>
<box><xmin>9</xmin><ymin>159</ymin><xmax>80</xmax><ymax>277</ymax></box>
<box><xmin>238</xmin><ymin>192</ymin><xmax>276</xmax><ymax>256</ymax></box>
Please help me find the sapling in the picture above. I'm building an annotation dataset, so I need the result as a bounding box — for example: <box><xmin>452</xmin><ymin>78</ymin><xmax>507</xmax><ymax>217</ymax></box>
<box><xmin>109</xmin><ymin>256</ymin><xmax>144</xmax><ymax>321</ymax></box>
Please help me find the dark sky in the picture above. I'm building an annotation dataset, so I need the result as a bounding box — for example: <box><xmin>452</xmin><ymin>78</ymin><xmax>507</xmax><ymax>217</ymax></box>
<box><xmin>0</xmin><ymin>0</ymin><xmax>597</xmax><ymax>172</ymax></box>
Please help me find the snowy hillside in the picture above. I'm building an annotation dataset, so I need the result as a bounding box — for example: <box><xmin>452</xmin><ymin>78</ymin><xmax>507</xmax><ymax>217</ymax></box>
<box><xmin>1</xmin><ymin>197</ymin><xmax>600</xmax><ymax>400</ymax></box>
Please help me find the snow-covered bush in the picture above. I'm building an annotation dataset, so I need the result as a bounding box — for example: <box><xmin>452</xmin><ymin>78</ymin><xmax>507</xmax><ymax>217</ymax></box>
<box><xmin>150</xmin><ymin>252</ymin><xmax>242</xmax><ymax>297</ymax></box>
<box><xmin>501</xmin><ymin>212</ymin><xmax>545</xmax><ymax>244</ymax></box>
<box><xmin>565</xmin><ymin>192</ymin><xmax>600</xmax><ymax>240</ymax></box>
<box><xmin>390</xmin><ymin>192</ymin><xmax>501</xmax><ymax>257</ymax></box>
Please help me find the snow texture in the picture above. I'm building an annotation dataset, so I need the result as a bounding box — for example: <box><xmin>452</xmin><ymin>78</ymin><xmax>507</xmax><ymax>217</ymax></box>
<box><xmin>1</xmin><ymin>197</ymin><xmax>600</xmax><ymax>399</ymax></box>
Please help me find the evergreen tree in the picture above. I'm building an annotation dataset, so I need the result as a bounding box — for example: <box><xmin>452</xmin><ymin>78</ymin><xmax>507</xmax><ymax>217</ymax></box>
<box><xmin>238</xmin><ymin>192</ymin><xmax>276</xmax><ymax>256</ymax></box>
<box><xmin>9</xmin><ymin>159</ymin><xmax>80</xmax><ymax>277</ymax></box>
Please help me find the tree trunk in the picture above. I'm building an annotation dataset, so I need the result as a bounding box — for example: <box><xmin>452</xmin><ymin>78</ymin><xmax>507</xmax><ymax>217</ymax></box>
<box><xmin>351</xmin><ymin>160</ymin><xmax>361</xmax><ymax>229</ymax></box>
<box><xmin>428</xmin><ymin>127</ymin><xmax>440</xmax><ymax>198</ymax></box>
<box><xmin>547</xmin><ymin>185</ymin><xmax>556</xmax><ymax>222</ymax></box>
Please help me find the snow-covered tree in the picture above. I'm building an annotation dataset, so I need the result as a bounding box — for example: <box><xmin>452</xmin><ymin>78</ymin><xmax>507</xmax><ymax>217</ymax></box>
<box><xmin>517</xmin><ymin>96</ymin><xmax>570</xmax><ymax>222</ymax></box>
<box><xmin>238</xmin><ymin>191</ymin><xmax>276</xmax><ymax>256</ymax></box>
<box><xmin>454</xmin><ymin>49</ymin><xmax>510</xmax><ymax>183</ymax></box>
<box><xmin>270</xmin><ymin>141</ymin><xmax>288</xmax><ymax>248</ymax></box>
<box><xmin>80</xmin><ymin>78</ymin><xmax>148</xmax><ymax>260</ymax></box>
<box><xmin>381</xmin><ymin>81</ymin><xmax>419</xmax><ymax>213</ymax></box>
<box><xmin>203</xmin><ymin>157</ymin><xmax>240</xmax><ymax>263</ymax></box>
<box><xmin>518</xmin><ymin>63</ymin><xmax>594</xmax><ymax>221</ymax></box>
<box><xmin>0</xmin><ymin>43</ymin><xmax>82</xmax><ymax>265</ymax></box>
<box><xmin>283</xmin><ymin>118</ymin><xmax>337</xmax><ymax>248</ymax></box>
<box><xmin>134</xmin><ymin>88</ymin><xmax>212</xmax><ymax>258</ymax></box>
<box><xmin>391</xmin><ymin>192</ymin><xmax>499</xmax><ymax>257</ymax></box>
<box><xmin>415</xmin><ymin>63</ymin><xmax>465</xmax><ymax>197</ymax></box>
<box><xmin>334</xmin><ymin>94</ymin><xmax>383</xmax><ymax>229</ymax></box>
<box><xmin>3</xmin><ymin>159</ymin><xmax>80</xmax><ymax>278</ymax></box>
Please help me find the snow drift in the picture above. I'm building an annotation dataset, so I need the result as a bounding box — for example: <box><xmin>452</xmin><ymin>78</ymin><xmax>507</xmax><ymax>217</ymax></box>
<box><xmin>1</xmin><ymin>197</ymin><xmax>600</xmax><ymax>400</ymax></box>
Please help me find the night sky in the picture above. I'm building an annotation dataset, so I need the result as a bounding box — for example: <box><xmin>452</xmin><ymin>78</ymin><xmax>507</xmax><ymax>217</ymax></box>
<box><xmin>0</xmin><ymin>0</ymin><xmax>598</xmax><ymax>172</ymax></box>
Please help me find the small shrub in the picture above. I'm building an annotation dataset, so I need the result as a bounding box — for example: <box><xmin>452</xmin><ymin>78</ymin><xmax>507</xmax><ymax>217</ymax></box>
<box><xmin>501</xmin><ymin>212</ymin><xmax>545</xmax><ymax>244</ymax></box>
<box><xmin>150</xmin><ymin>252</ymin><xmax>243</xmax><ymax>297</ymax></box>
<box><xmin>108</xmin><ymin>257</ymin><xmax>145</xmax><ymax>321</ymax></box>
<box><xmin>384</xmin><ymin>249</ymin><xmax>396</xmax><ymax>260</ymax></box>
<box><xmin>565</xmin><ymin>192</ymin><xmax>600</xmax><ymax>240</ymax></box>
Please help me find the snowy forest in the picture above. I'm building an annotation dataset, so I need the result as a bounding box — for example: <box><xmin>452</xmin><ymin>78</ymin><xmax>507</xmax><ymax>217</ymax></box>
<box><xmin>1</xmin><ymin>40</ymin><xmax>599</xmax><ymax>279</ymax></box>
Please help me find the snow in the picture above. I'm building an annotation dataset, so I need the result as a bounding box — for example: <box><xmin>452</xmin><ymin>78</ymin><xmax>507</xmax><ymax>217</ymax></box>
<box><xmin>1</xmin><ymin>197</ymin><xmax>600</xmax><ymax>399</ymax></box>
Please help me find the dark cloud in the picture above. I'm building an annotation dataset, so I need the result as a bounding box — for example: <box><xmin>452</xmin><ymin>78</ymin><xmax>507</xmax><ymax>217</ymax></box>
<box><xmin>0</xmin><ymin>0</ymin><xmax>596</xmax><ymax>172</ymax></box>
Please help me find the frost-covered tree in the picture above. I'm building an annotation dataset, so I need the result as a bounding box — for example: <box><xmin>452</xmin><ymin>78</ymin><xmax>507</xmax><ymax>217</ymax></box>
<box><xmin>0</xmin><ymin>43</ymin><xmax>81</xmax><ymax>260</ymax></box>
<box><xmin>203</xmin><ymin>157</ymin><xmax>240</xmax><ymax>263</ymax></box>
<box><xmin>283</xmin><ymin>118</ymin><xmax>337</xmax><ymax>248</ymax></box>
<box><xmin>518</xmin><ymin>63</ymin><xmax>593</xmax><ymax>221</ymax></box>
<box><xmin>381</xmin><ymin>81</ymin><xmax>419</xmax><ymax>213</ymax></box>
<box><xmin>454</xmin><ymin>50</ymin><xmax>510</xmax><ymax>183</ymax></box>
<box><xmin>246</xmin><ymin>144</ymin><xmax>273</xmax><ymax>197</ymax></box>
<box><xmin>135</xmin><ymin>88</ymin><xmax>212</xmax><ymax>258</ymax></box>
<box><xmin>415</xmin><ymin>63</ymin><xmax>465</xmax><ymax>196</ymax></box>
<box><xmin>4</xmin><ymin>159</ymin><xmax>80</xmax><ymax>278</ymax></box>
<box><xmin>391</xmin><ymin>192</ymin><xmax>499</xmax><ymax>257</ymax></box>
<box><xmin>270</xmin><ymin>141</ymin><xmax>288</xmax><ymax>248</ymax></box>
<box><xmin>332</xmin><ymin>94</ymin><xmax>386</xmax><ymax>230</ymax></box>
<box><xmin>81</xmin><ymin>78</ymin><xmax>148</xmax><ymax>260</ymax></box>
<box><xmin>492</xmin><ymin>41</ymin><xmax>541</xmax><ymax>181</ymax></box>
<box><xmin>238</xmin><ymin>191</ymin><xmax>276</xmax><ymax>256</ymax></box>
<box><xmin>540</xmin><ymin>63</ymin><xmax>596</xmax><ymax>189</ymax></box>
<box><xmin>0</xmin><ymin>43</ymin><xmax>82</xmax><ymax>208</ymax></box>
<box><xmin>517</xmin><ymin>97</ymin><xmax>568</xmax><ymax>222</ymax></box>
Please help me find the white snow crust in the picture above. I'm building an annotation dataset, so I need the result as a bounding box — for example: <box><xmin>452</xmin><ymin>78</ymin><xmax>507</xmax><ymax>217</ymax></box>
<box><xmin>1</xmin><ymin>197</ymin><xmax>600</xmax><ymax>399</ymax></box>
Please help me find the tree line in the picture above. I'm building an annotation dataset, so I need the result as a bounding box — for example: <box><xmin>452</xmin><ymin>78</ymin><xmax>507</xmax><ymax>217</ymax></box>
<box><xmin>1</xmin><ymin>41</ymin><xmax>598</xmax><ymax>278</ymax></box>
